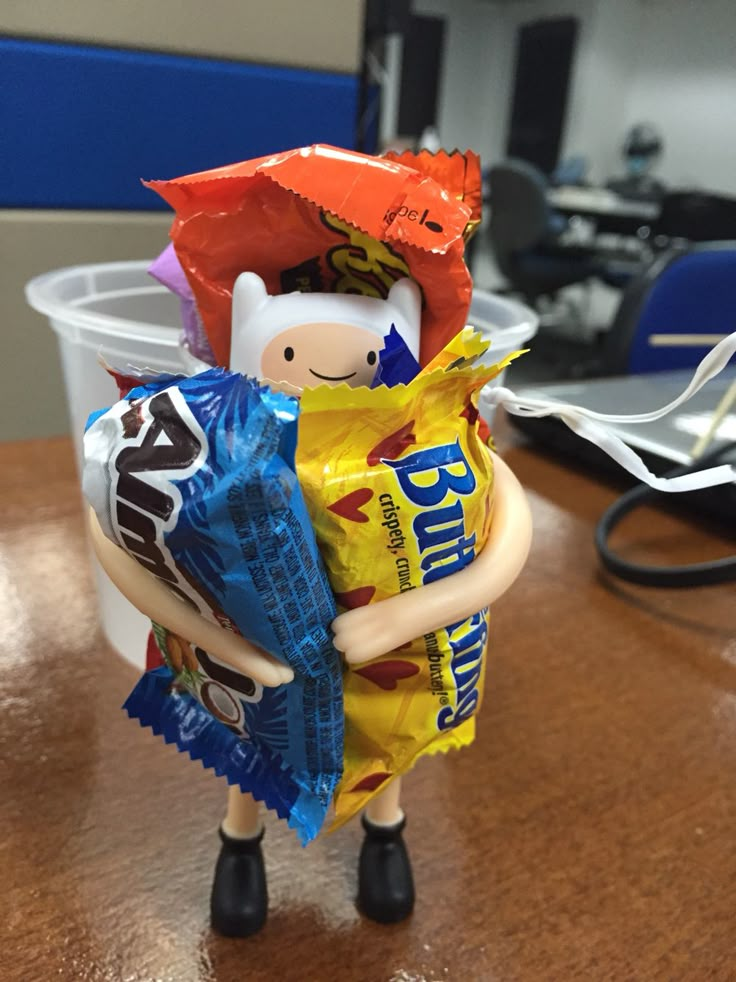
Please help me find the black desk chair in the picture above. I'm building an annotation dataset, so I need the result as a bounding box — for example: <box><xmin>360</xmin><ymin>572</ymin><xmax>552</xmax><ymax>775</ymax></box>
<box><xmin>488</xmin><ymin>159</ymin><xmax>607</xmax><ymax>305</ymax></box>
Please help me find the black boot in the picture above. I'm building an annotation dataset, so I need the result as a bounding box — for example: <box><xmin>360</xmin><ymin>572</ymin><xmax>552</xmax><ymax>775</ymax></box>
<box><xmin>210</xmin><ymin>826</ymin><xmax>268</xmax><ymax>937</ymax></box>
<box><xmin>357</xmin><ymin>814</ymin><xmax>415</xmax><ymax>924</ymax></box>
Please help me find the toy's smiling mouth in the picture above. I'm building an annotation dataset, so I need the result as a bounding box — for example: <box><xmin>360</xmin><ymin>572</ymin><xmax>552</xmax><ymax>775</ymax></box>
<box><xmin>309</xmin><ymin>369</ymin><xmax>357</xmax><ymax>381</ymax></box>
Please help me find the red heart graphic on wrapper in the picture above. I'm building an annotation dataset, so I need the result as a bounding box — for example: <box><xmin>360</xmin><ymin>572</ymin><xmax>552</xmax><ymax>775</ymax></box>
<box><xmin>334</xmin><ymin>586</ymin><xmax>376</xmax><ymax>609</ymax></box>
<box><xmin>354</xmin><ymin>660</ymin><xmax>420</xmax><ymax>690</ymax></box>
<box><xmin>327</xmin><ymin>487</ymin><xmax>373</xmax><ymax>523</ymax></box>
<box><xmin>350</xmin><ymin>772</ymin><xmax>392</xmax><ymax>793</ymax></box>
<box><xmin>460</xmin><ymin>400</ymin><xmax>479</xmax><ymax>426</ymax></box>
<box><xmin>367</xmin><ymin>421</ymin><xmax>416</xmax><ymax>466</ymax></box>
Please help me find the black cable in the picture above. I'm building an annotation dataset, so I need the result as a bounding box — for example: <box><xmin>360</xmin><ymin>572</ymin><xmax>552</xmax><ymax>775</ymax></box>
<box><xmin>595</xmin><ymin>441</ymin><xmax>736</xmax><ymax>587</ymax></box>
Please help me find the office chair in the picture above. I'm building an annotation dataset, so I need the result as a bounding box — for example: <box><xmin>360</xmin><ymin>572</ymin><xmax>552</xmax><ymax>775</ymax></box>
<box><xmin>601</xmin><ymin>241</ymin><xmax>736</xmax><ymax>374</ymax></box>
<box><xmin>488</xmin><ymin>159</ymin><xmax>602</xmax><ymax>305</ymax></box>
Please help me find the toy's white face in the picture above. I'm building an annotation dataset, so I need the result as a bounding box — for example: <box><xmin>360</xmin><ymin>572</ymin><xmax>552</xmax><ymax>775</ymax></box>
<box><xmin>260</xmin><ymin>321</ymin><xmax>380</xmax><ymax>393</ymax></box>
<box><xmin>230</xmin><ymin>271</ymin><xmax>422</xmax><ymax>392</ymax></box>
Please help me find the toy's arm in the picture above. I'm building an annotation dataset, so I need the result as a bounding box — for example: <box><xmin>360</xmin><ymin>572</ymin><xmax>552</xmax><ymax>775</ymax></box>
<box><xmin>331</xmin><ymin>452</ymin><xmax>532</xmax><ymax>666</ymax></box>
<box><xmin>88</xmin><ymin>509</ymin><xmax>294</xmax><ymax>687</ymax></box>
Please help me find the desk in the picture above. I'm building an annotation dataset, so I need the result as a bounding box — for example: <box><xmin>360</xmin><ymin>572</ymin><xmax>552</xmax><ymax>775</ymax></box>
<box><xmin>548</xmin><ymin>185</ymin><xmax>661</xmax><ymax>223</ymax></box>
<box><xmin>3</xmin><ymin>433</ymin><xmax>735</xmax><ymax>981</ymax></box>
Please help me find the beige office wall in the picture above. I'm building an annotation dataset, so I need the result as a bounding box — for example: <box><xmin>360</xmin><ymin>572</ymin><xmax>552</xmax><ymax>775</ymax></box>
<box><xmin>0</xmin><ymin>0</ymin><xmax>364</xmax><ymax>73</ymax></box>
<box><xmin>2</xmin><ymin>210</ymin><xmax>172</xmax><ymax>442</ymax></box>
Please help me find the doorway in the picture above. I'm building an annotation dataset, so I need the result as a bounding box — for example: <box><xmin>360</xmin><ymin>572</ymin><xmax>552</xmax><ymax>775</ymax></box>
<box><xmin>506</xmin><ymin>17</ymin><xmax>579</xmax><ymax>174</ymax></box>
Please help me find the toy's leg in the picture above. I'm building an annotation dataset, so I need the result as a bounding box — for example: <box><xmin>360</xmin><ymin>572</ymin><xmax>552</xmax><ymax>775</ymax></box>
<box><xmin>223</xmin><ymin>785</ymin><xmax>262</xmax><ymax>838</ymax></box>
<box><xmin>210</xmin><ymin>787</ymin><xmax>267</xmax><ymax>937</ymax></box>
<box><xmin>358</xmin><ymin>777</ymin><xmax>415</xmax><ymax>924</ymax></box>
<box><xmin>365</xmin><ymin>776</ymin><xmax>403</xmax><ymax>825</ymax></box>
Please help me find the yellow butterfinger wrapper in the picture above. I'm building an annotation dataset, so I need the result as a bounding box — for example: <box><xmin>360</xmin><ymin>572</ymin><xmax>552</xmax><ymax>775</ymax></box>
<box><xmin>296</xmin><ymin>341</ymin><xmax>516</xmax><ymax>829</ymax></box>
<box><xmin>421</xmin><ymin>325</ymin><xmax>491</xmax><ymax>374</ymax></box>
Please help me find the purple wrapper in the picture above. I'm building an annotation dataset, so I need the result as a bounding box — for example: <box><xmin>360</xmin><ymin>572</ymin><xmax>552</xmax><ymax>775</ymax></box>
<box><xmin>149</xmin><ymin>244</ymin><xmax>217</xmax><ymax>365</ymax></box>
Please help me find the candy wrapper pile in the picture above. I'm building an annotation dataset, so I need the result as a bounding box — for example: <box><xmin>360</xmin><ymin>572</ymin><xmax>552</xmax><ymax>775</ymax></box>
<box><xmin>83</xmin><ymin>145</ymin><xmax>521</xmax><ymax>844</ymax></box>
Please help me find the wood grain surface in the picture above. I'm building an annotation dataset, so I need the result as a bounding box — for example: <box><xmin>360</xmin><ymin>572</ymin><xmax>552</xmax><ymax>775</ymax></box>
<box><xmin>2</xmin><ymin>430</ymin><xmax>734</xmax><ymax>982</ymax></box>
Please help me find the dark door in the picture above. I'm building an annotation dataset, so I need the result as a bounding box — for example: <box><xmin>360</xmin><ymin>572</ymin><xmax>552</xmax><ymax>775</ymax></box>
<box><xmin>506</xmin><ymin>17</ymin><xmax>578</xmax><ymax>174</ymax></box>
<box><xmin>398</xmin><ymin>14</ymin><xmax>446</xmax><ymax>138</ymax></box>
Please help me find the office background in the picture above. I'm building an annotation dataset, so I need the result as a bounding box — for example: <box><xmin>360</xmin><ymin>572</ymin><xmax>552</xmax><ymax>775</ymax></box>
<box><xmin>4</xmin><ymin>0</ymin><xmax>735</xmax><ymax>440</ymax></box>
<box><xmin>413</xmin><ymin>0</ymin><xmax>736</xmax><ymax>196</ymax></box>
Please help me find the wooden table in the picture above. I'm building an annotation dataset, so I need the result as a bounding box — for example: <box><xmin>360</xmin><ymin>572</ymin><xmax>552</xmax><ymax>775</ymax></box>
<box><xmin>3</xmin><ymin>431</ymin><xmax>734</xmax><ymax>982</ymax></box>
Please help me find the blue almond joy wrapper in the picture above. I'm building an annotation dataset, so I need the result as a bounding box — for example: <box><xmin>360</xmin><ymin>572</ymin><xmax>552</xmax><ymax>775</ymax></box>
<box><xmin>83</xmin><ymin>368</ymin><xmax>342</xmax><ymax>844</ymax></box>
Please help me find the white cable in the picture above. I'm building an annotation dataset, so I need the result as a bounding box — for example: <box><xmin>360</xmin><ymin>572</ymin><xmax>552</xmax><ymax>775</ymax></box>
<box><xmin>481</xmin><ymin>331</ymin><xmax>736</xmax><ymax>493</ymax></box>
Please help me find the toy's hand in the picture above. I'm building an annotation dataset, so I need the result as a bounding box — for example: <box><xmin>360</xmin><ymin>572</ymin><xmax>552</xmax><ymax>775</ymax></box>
<box><xmin>331</xmin><ymin>601</ymin><xmax>411</xmax><ymax>665</ymax></box>
<box><xmin>88</xmin><ymin>509</ymin><xmax>293</xmax><ymax>688</ymax></box>
<box><xmin>191</xmin><ymin>630</ymin><xmax>292</xmax><ymax>689</ymax></box>
<box><xmin>331</xmin><ymin>452</ymin><xmax>533</xmax><ymax>667</ymax></box>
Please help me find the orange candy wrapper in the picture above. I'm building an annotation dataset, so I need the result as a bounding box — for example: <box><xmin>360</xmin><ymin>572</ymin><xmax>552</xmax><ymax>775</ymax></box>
<box><xmin>381</xmin><ymin>148</ymin><xmax>482</xmax><ymax>242</ymax></box>
<box><xmin>146</xmin><ymin>145</ymin><xmax>477</xmax><ymax>370</ymax></box>
<box><xmin>296</xmin><ymin>334</ymin><xmax>519</xmax><ymax>828</ymax></box>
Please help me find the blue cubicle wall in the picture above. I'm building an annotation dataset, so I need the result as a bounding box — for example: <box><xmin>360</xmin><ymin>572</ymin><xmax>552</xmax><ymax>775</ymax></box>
<box><xmin>1</xmin><ymin>37</ymin><xmax>360</xmax><ymax>210</ymax></box>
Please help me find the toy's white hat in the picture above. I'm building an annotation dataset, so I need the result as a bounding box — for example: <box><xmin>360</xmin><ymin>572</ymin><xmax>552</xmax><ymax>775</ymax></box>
<box><xmin>230</xmin><ymin>272</ymin><xmax>421</xmax><ymax>377</ymax></box>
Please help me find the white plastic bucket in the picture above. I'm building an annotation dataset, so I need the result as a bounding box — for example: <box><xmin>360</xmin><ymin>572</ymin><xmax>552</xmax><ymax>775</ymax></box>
<box><xmin>26</xmin><ymin>261</ymin><xmax>186</xmax><ymax>669</ymax></box>
<box><xmin>468</xmin><ymin>289</ymin><xmax>538</xmax><ymax>426</ymax></box>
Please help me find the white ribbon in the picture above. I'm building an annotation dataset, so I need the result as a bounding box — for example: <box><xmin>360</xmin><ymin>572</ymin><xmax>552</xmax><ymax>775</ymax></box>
<box><xmin>480</xmin><ymin>331</ymin><xmax>736</xmax><ymax>493</ymax></box>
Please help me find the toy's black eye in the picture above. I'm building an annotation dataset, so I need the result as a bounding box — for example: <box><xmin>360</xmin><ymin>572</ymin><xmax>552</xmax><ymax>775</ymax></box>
<box><xmin>284</xmin><ymin>347</ymin><xmax>295</xmax><ymax>362</ymax></box>
<box><xmin>367</xmin><ymin>350</ymin><xmax>377</xmax><ymax>366</ymax></box>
